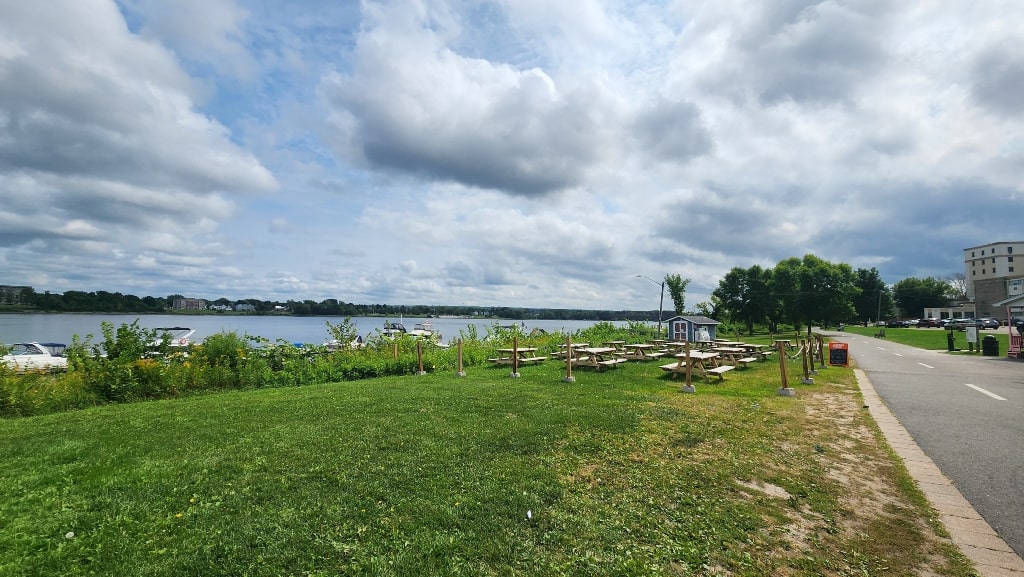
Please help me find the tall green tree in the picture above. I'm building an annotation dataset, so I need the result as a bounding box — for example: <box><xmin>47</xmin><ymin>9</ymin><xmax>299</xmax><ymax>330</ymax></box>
<box><xmin>770</xmin><ymin>255</ymin><xmax>858</xmax><ymax>334</ymax></box>
<box><xmin>892</xmin><ymin>277</ymin><xmax>951</xmax><ymax>318</ymax></box>
<box><xmin>712</xmin><ymin>265</ymin><xmax>773</xmax><ymax>333</ymax></box>
<box><xmin>664</xmin><ymin>274</ymin><xmax>691</xmax><ymax>315</ymax></box>
<box><xmin>852</xmin><ymin>267</ymin><xmax>891</xmax><ymax>323</ymax></box>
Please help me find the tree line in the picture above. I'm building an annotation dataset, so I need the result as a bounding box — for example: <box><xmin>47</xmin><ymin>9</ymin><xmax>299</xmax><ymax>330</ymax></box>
<box><xmin>6</xmin><ymin>288</ymin><xmax>659</xmax><ymax>321</ymax></box>
<box><xmin>7</xmin><ymin>255</ymin><xmax>960</xmax><ymax>330</ymax></box>
<box><xmin>710</xmin><ymin>254</ymin><xmax>959</xmax><ymax>334</ymax></box>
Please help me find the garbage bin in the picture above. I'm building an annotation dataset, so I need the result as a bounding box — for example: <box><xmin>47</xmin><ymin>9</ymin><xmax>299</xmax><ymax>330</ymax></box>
<box><xmin>982</xmin><ymin>335</ymin><xmax>999</xmax><ymax>356</ymax></box>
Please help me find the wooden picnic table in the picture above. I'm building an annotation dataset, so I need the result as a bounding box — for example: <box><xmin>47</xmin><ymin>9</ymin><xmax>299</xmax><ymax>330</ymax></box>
<box><xmin>572</xmin><ymin>347</ymin><xmax>628</xmax><ymax>371</ymax></box>
<box><xmin>618</xmin><ymin>343</ymin><xmax>664</xmax><ymax>361</ymax></box>
<box><xmin>773</xmin><ymin>339</ymin><xmax>794</xmax><ymax>350</ymax></box>
<box><xmin>490</xmin><ymin>347</ymin><xmax>546</xmax><ymax>365</ymax></box>
<box><xmin>711</xmin><ymin>346</ymin><xmax>746</xmax><ymax>360</ymax></box>
<box><xmin>660</xmin><ymin>350</ymin><xmax>736</xmax><ymax>381</ymax></box>
<box><xmin>552</xmin><ymin>342</ymin><xmax>589</xmax><ymax>358</ymax></box>
<box><xmin>602</xmin><ymin>340</ymin><xmax>626</xmax><ymax>351</ymax></box>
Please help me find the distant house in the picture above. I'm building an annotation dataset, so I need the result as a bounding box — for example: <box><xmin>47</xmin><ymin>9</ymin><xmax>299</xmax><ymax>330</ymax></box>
<box><xmin>234</xmin><ymin>303</ymin><xmax>255</xmax><ymax>312</ymax></box>
<box><xmin>665</xmin><ymin>315</ymin><xmax>721</xmax><ymax>343</ymax></box>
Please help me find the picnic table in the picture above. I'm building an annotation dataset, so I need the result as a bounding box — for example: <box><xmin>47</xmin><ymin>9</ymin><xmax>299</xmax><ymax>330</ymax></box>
<box><xmin>602</xmin><ymin>340</ymin><xmax>626</xmax><ymax>351</ymax></box>
<box><xmin>490</xmin><ymin>347</ymin><xmax>546</xmax><ymax>365</ymax></box>
<box><xmin>552</xmin><ymin>342</ymin><xmax>588</xmax><ymax>358</ymax></box>
<box><xmin>660</xmin><ymin>350</ymin><xmax>735</xmax><ymax>382</ymax></box>
<box><xmin>711</xmin><ymin>346</ymin><xmax>746</xmax><ymax>361</ymax></box>
<box><xmin>617</xmin><ymin>343</ymin><xmax>664</xmax><ymax>361</ymax></box>
<box><xmin>572</xmin><ymin>347</ymin><xmax>628</xmax><ymax>371</ymax></box>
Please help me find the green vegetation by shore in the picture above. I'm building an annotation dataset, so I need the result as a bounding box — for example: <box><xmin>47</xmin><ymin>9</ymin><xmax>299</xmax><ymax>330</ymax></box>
<box><xmin>0</xmin><ymin>324</ymin><xmax>975</xmax><ymax>575</ymax></box>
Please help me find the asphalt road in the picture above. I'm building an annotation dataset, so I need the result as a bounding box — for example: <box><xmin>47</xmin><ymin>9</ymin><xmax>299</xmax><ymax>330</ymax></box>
<box><xmin>826</xmin><ymin>331</ymin><xmax>1024</xmax><ymax>558</ymax></box>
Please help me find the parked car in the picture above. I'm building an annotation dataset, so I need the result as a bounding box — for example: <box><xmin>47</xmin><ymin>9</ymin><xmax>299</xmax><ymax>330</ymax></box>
<box><xmin>949</xmin><ymin>318</ymin><xmax>978</xmax><ymax>331</ymax></box>
<box><xmin>917</xmin><ymin>318</ymin><xmax>942</xmax><ymax>328</ymax></box>
<box><xmin>886</xmin><ymin>319</ymin><xmax>909</xmax><ymax>328</ymax></box>
<box><xmin>977</xmin><ymin>317</ymin><xmax>1001</xmax><ymax>329</ymax></box>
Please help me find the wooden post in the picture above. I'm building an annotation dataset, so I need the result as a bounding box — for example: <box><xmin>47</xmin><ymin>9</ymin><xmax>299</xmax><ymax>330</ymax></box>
<box><xmin>416</xmin><ymin>340</ymin><xmax>426</xmax><ymax>375</ymax></box>
<box><xmin>563</xmin><ymin>335</ymin><xmax>575</xmax><ymax>382</ymax></box>
<box><xmin>456</xmin><ymin>338</ymin><xmax>466</xmax><ymax>377</ymax></box>
<box><xmin>511</xmin><ymin>335</ymin><xmax>520</xmax><ymax>378</ymax></box>
<box><xmin>801</xmin><ymin>339</ymin><xmax>813</xmax><ymax>384</ymax></box>
<box><xmin>393</xmin><ymin>342</ymin><xmax>398</xmax><ymax>360</ymax></box>
<box><xmin>682</xmin><ymin>340</ymin><xmax>696</xmax><ymax>393</ymax></box>
<box><xmin>778</xmin><ymin>340</ymin><xmax>795</xmax><ymax>396</ymax></box>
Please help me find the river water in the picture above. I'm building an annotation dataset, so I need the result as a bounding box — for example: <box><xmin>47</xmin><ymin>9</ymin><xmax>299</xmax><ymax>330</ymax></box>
<box><xmin>0</xmin><ymin>314</ymin><xmax>625</xmax><ymax>346</ymax></box>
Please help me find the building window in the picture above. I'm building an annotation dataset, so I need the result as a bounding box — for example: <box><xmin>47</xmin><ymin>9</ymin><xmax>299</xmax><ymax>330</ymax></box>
<box><xmin>993</xmin><ymin>258</ymin><xmax>997</xmax><ymax>264</ymax></box>
<box><xmin>1011</xmin><ymin>267</ymin><xmax>1016</xmax><ymax>273</ymax></box>
<box><xmin>1010</xmin><ymin>256</ymin><xmax>1014</xmax><ymax>262</ymax></box>
<box><xmin>982</xmin><ymin>269</ymin><xmax>986</xmax><ymax>274</ymax></box>
<box><xmin>1010</xmin><ymin>247</ymin><xmax>1014</xmax><ymax>254</ymax></box>
<box><xmin>982</xmin><ymin>249</ymin><xmax>986</xmax><ymax>255</ymax></box>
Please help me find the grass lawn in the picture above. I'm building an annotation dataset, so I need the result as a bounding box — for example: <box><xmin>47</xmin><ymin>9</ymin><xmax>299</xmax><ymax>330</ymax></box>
<box><xmin>0</xmin><ymin>343</ymin><xmax>976</xmax><ymax>576</ymax></box>
<box><xmin>841</xmin><ymin>324</ymin><xmax>1010</xmax><ymax>354</ymax></box>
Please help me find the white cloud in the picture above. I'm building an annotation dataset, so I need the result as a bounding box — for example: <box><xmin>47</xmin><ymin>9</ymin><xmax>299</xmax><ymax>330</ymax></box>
<box><xmin>1</xmin><ymin>0</ymin><xmax>1022</xmax><ymax>311</ymax></box>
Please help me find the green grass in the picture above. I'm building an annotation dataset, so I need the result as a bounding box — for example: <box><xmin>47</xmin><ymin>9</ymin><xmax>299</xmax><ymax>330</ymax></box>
<box><xmin>0</xmin><ymin>346</ymin><xmax>975</xmax><ymax>576</ymax></box>
<box><xmin>841</xmin><ymin>325</ymin><xmax>1009</xmax><ymax>354</ymax></box>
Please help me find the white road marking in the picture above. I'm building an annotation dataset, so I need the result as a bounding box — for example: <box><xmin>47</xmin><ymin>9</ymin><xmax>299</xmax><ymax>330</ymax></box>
<box><xmin>893</xmin><ymin>353</ymin><xmax>903</xmax><ymax>357</ymax></box>
<box><xmin>918</xmin><ymin>363</ymin><xmax>934</xmax><ymax>369</ymax></box>
<box><xmin>965</xmin><ymin>383</ymin><xmax>1007</xmax><ymax>401</ymax></box>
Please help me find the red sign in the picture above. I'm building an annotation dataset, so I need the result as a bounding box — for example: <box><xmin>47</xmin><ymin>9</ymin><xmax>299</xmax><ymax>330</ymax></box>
<box><xmin>828</xmin><ymin>342</ymin><xmax>849</xmax><ymax>367</ymax></box>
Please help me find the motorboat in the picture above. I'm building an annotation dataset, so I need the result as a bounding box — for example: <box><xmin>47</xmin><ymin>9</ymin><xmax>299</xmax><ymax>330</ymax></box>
<box><xmin>1</xmin><ymin>342</ymin><xmax>69</xmax><ymax>372</ymax></box>
<box><xmin>152</xmin><ymin>327</ymin><xmax>196</xmax><ymax>348</ymax></box>
<box><xmin>382</xmin><ymin>321</ymin><xmax>408</xmax><ymax>337</ymax></box>
<box><xmin>408</xmin><ymin>321</ymin><xmax>435</xmax><ymax>337</ymax></box>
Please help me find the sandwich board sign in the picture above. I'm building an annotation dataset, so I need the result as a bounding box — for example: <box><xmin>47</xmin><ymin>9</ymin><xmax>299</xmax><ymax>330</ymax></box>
<box><xmin>828</xmin><ymin>342</ymin><xmax>849</xmax><ymax>367</ymax></box>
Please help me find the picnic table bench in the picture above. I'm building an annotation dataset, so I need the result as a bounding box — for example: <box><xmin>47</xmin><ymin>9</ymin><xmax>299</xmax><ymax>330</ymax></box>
<box><xmin>572</xmin><ymin>347</ymin><xmax>628</xmax><ymax>371</ymax></box>
<box><xmin>489</xmin><ymin>347</ymin><xmax>546</xmax><ymax>365</ymax></box>
<box><xmin>659</xmin><ymin>351</ymin><xmax>734</xmax><ymax>382</ymax></box>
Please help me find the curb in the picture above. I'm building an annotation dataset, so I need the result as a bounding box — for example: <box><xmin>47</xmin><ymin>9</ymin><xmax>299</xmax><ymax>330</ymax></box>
<box><xmin>854</xmin><ymin>368</ymin><xmax>1024</xmax><ymax>576</ymax></box>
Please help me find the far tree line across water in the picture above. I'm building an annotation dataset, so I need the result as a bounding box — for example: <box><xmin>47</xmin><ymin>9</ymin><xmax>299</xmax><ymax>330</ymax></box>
<box><xmin>2</xmin><ymin>254</ymin><xmax>963</xmax><ymax>331</ymax></box>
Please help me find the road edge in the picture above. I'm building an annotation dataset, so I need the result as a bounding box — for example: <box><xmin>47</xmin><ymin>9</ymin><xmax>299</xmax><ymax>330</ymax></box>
<box><xmin>854</xmin><ymin>367</ymin><xmax>1024</xmax><ymax>576</ymax></box>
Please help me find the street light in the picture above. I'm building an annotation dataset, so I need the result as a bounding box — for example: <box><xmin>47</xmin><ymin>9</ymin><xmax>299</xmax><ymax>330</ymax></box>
<box><xmin>636</xmin><ymin>274</ymin><xmax>665</xmax><ymax>338</ymax></box>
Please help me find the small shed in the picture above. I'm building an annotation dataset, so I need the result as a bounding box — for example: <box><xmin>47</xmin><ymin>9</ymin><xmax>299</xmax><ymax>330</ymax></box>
<box><xmin>666</xmin><ymin>315</ymin><xmax>721</xmax><ymax>343</ymax></box>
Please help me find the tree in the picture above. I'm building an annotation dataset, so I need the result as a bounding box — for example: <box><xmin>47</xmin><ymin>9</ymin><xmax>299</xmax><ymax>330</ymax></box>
<box><xmin>664</xmin><ymin>274</ymin><xmax>691</xmax><ymax>315</ymax></box>
<box><xmin>770</xmin><ymin>255</ymin><xmax>858</xmax><ymax>334</ymax></box>
<box><xmin>712</xmin><ymin>265</ymin><xmax>773</xmax><ymax>333</ymax></box>
<box><xmin>892</xmin><ymin>277</ymin><xmax>951</xmax><ymax>318</ymax></box>
<box><xmin>946</xmin><ymin>272</ymin><xmax>968</xmax><ymax>300</ymax></box>
<box><xmin>852</xmin><ymin>268</ymin><xmax>891</xmax><ymax>323</ymax></box>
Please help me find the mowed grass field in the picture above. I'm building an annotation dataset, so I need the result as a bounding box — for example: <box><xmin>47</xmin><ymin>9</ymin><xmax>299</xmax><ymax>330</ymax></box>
<box><xmin>841</xmin><ymin>324</ymin><xmax>1010</xmax><ymax>353</ymax></box>
<box><xmin>0</xmin><ymin>344</ymin><xmax>976</xmax><ymax>576</ymax></box>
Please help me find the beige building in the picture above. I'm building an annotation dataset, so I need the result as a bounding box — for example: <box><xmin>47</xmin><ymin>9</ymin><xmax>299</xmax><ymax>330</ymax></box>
<box><xmin>964</xmin><ymin>241</ymin><xmax>1024</xmax><ymax>319</ymax></box>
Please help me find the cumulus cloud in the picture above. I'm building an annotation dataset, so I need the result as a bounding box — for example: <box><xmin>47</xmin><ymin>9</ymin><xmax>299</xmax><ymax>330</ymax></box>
<box><xmin>3</xmin><ymin>0</ymin><xmax>1024</xmax><ymax>310</ymax></box>
<box><xmin>0</xmin><ymin>0</ymin><xmax>276</xmax><ymax>292</ymax></box>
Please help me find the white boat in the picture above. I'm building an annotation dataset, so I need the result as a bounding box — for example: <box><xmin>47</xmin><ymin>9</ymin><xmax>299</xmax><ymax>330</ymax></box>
<box><xmin>1</xmin><ymin>342</ymin><xmax>69</xmax><ymax>372</ymax></box>
<box><xmin>152</xmin><ymin>327</ymin><xmax>196</xmax><ymax>348</ymax></box>
<box><xmin>409</xmin><ymin>321</ymin><xmax>436</xmax><ymax>337</ymax></box>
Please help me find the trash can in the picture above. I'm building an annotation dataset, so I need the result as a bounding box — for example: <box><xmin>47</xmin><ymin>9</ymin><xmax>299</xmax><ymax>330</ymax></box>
<box><xmin>982</xmin><ymin>335</ymin><xmax>999</xmax><ymax>356</ymax></box>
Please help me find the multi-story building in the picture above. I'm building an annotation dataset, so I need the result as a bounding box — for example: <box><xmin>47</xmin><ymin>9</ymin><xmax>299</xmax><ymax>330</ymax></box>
<box><xmin>172</xmin><ymin>298</ymin><xmax>207</xmax><ymax>310</ymax></box>
<box><xmin>964</xmin><ymin>241</ymin><xmax>1024</xmax><ymax>319</ymax></box>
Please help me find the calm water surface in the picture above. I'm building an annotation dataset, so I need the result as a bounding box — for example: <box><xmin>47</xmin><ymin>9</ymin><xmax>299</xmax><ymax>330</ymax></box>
<box><xmin>0</xmin><ymin>314</ymin><xmax>624</xmax><ymax>346</ymax></box>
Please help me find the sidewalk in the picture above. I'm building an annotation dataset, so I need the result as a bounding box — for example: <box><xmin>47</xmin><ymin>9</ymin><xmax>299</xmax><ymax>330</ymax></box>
<box><xmin>855</xmin><ymin>368</ymin><xmax>1024</xmax><ymax>576</ymax></box>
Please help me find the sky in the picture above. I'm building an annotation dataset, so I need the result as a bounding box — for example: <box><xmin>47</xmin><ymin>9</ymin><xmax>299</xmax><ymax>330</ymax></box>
<box><xmin>1</xmin><ymin>0</ymin><xmax>1022</xmax><ymax>311</ymax></box>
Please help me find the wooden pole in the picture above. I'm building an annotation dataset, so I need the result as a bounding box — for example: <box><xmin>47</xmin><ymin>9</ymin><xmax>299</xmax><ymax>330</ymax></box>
<box><xmin>457</xmin><ymin>338</ymin><xmax>466</xmax><ymax>377</ymax></box>
<box><xmin>417</xmin><ymin>340</ymin><xmax>426</xmax><ymax>375</ymax></box>
<box><xmin>563</xmin><ymin>335</ymin><xmax>575</xmax><ymax>382</ymax></box>
<box><xmin>682</xmin><ymin>339</ymin><xmax>696</xmax><ymax>393</ymax></box>
<box><xmin>778</xmin><ymin>340</ymin><xmax>794</xmax><ymax>396</ymax></box>
<box><xmin>511</xmin><ymin>335</ymin><xmax>520</xmax><ymax>378</ymax></box>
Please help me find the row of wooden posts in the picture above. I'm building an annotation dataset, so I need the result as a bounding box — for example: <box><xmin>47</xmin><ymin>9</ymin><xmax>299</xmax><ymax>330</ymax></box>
<box><xmin>402</xmin><ymin>334</ymin><xmax>831</xmax><ymax>396</ymax></box>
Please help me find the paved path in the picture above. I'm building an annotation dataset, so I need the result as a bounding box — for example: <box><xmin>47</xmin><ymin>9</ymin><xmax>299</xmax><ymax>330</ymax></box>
<box><xmin>833</xmin><ymin>331</ymin><xmax>1024</xmax><ymax>576</ymax></box>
